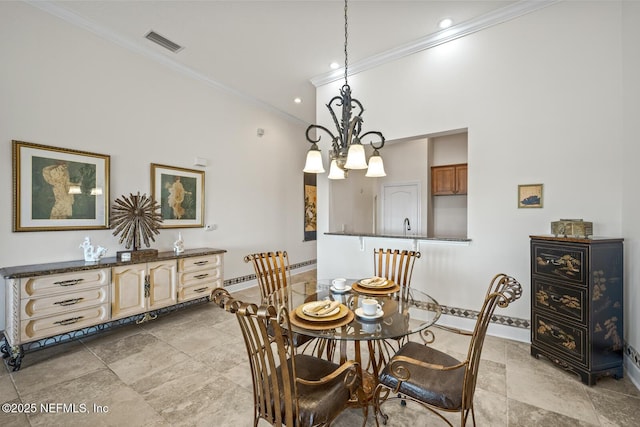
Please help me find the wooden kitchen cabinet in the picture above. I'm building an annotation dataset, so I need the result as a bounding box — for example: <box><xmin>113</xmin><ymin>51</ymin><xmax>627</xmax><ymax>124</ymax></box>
<box><xmin>431</xmin><ymin>163</ymin><xmax>467</xmax><ymax>195</ymax></box>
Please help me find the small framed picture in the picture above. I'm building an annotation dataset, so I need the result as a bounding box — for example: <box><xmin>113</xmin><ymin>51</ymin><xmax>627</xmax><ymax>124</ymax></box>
<box><xmin>151</xmin><ymin>163</ymin><xmax>204</xmax><ymax>228</ymax></box>
<box><xmin>518</xmin><ymin>184</ymin><xmax>543</xmax><ymax>208</ymax></box>
<box><xmin>12</xmin><ymin>140</ymin><xmax>110</xmax><ymax>231</ymax></box>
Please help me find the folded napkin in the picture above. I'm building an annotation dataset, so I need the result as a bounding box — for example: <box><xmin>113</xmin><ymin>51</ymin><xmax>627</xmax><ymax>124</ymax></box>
<box><xmin>360</xmin><ymin>276</ymin><xmax>388</xmax><ymax>287</ymax></box>
<box><xmin>303</xmin><ymin>300</ymin><xmax>340</xmax><ymax>317</ymax></box>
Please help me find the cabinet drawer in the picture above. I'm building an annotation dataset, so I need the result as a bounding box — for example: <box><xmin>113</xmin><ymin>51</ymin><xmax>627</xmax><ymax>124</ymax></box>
<box><xmin>531</xmin><ymin>243</ymin><xmax>586</xmax><ymax>285</ymax></box>
<box><xmin>21</xmin><ymin>304</ymin><xmax>110</xmax><ymax>342</ymax></box>
<box><xmin>21</xmin><ymin>285</ymin><xmax>109</xmax><ymax>319</ymax></box>
<box><xmin>533</xmin><ymin>280</ymin><xmax>586</xmax><ymax>324</ymax></box>
<box><xmin>178</xmin><ymin>254</ymin><xmax>222</xmax><ymax>272</ymax></box>
<box><xmin>179</xmin><ymin>268</ymin><xmax>222</xmax><ymax>287</ymax></box>
<box><xmin>21</xmin><ymin>269</ymin><xmax>110</xmax><ymax>298</ymax></box>
<box><xmin>178</xmin><ymin>279</ymin><xmax>222</xmax><ymax>302</ymax></box>
<box><xmin>533</xmin><ymin>313</ymin><xmax>586</xmax><ymax>366</ymax></box>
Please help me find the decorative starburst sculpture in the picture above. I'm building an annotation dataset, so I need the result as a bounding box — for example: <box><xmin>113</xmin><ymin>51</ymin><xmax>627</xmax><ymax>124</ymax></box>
<box><xmin>111</xmin><ymin>192</ymin><xmax>162</xmax><ymax>250</ymax></box>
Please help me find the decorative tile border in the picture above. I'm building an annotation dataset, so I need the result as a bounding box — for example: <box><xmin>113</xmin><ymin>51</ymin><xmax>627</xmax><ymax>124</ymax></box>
<box><xmin>626</xmin><ymin>342</ymin><xmax>640</xmax><ymax>371</ymax></box>
<box><xmin>223</xmin><ymin>259</ymin><xmax>317</xmax><ymax>287</ymax></box>
<box><xmin>439</xmin><ymin>304</ymin><xmax>531</xmax><ymax>329</ymax></box>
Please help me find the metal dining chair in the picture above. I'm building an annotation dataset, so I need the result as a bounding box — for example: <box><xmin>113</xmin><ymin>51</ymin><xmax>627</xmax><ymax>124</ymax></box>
<box><xmin>244</xmin><ymin>251</ymin><xmax>292</xmax><ymax>302</ymax></box>
<box><xmin>373</xmin><ymin>273</ymin><xmax>523</xmax><ymax>426</ymax></box>
<box><xmin>373</xmin><ymin>248</ymin><xmax>421</xmax><ymax>287</ymax></box>
<box><xmin>244</xmin><ymin>250</ymin><xmax>315</xmax><ymax>349</ymax></box>
<box><xmin>212</xmin><ymin>288</ymin><xmax>363</xmax><ymax>427</ymax></box>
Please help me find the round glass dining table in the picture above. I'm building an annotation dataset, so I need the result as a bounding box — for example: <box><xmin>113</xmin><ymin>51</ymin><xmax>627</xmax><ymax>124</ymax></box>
<box><xmin>268</xmin><ymin>279</ymin><xmax>441</xmax><ymax>343</ymax></box>
<box><xmin>268</xmin><ymin>279</ymin><xmax>441</xmax><ymax>409</ymax></box>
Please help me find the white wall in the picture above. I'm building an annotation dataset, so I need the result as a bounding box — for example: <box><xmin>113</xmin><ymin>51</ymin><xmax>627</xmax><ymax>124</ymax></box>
<box><xmin>621</xmin><ymin>0</ymin><xmax>640</xmax><ymax>387</ymax></box>
<box><xmin>0</xmin><ymin>3</ymin><xmax>316</xmax><ymax>329</ymax></box>
<box><xmin>317</xmin><ymin>0</ymin><xmax>629</xmax><ymax>342</ymax></box>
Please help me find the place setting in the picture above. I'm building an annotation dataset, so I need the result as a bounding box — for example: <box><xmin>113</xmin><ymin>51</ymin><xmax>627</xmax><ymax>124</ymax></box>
<box><xmin>351</xmin><ymin>275</ymin><xmax>400</xmax><ymax>295</ymax></box>
<box><xmin>354</xmin><ymin>297</ymin><xmax>384</xmax><ymax>321</ymax></box>
<box><xmin>330</xmin><ymin>277</ymin><xmax>352</xmax><ymax>294</ymax></box>
<box><xmin>289</xmin><ymin>298</ymin><xmax>354</xmax><ymax>330</ymax></box>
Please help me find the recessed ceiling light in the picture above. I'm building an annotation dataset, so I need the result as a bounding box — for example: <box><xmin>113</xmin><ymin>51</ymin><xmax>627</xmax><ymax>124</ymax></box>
<box><xmin>439</xmin><ymin>18</ymin><xmax>453</xmax><ymax>29</ymax></box>
<box><xmin>294</xmin><ymin>98</ymin><xmax>302</xmax><ymax>104</ymax></box>
<box><xmin>330</xmin><ymin>62</ymin><xmax>340</xmax><ymax>70</ymax></box>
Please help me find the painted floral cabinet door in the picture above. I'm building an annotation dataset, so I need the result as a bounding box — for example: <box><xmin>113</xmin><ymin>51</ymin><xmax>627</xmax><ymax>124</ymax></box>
<box><xmin>530</xmin><ymin>235</ymin><xmax>624</xmax><ymax>385</ymax></box>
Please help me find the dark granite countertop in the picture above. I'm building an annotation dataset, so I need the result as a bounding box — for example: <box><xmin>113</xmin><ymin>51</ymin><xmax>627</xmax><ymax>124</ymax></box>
<box><xmin>1</xmin><ymin>247</ymin><xmax>226</xmax><ymax>279</ymax></box>
<box><xmin>325</xmin><ymin>232</ymin><xmax>471</xmax><ymax>242</ymax></box>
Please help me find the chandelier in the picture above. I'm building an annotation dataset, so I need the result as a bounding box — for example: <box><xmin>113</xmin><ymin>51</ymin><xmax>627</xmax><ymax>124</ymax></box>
<box><xmin>303</xmin><ymin>0</ymin><xmax>386</xmax><ymax>180</ymax></box>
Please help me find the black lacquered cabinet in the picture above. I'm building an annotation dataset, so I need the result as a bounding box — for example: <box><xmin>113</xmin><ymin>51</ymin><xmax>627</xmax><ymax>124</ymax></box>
<box><xmin>530</xmin><ymin>235</ymin><xmax>624</xmax><ymax>385</ymax></box>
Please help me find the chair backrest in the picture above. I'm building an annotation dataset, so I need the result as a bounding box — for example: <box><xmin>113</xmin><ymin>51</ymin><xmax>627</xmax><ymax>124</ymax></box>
<box><xmin>462</xmin><ymin>274</ymin><xmax>522</xmax><ymax>408</ymax></box>
<box><xmin>212</xmin><ymin>288</ymin><xmax>298</xmax><ymax>426</ymax></box>
<box><xmin>244</xmin><ymin>251</ymin><xmax>291</xmax><ymax>300</ymax></box>
<box><xmin>373</xmin><ymin>248</ymin><xmax>421</xmax><ymax>287</ymax></box>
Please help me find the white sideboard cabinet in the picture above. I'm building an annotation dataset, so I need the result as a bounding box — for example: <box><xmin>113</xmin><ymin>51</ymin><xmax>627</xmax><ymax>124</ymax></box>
<box><xmin>1</xmin><ymin>248</ymin><xmax>225</xmax><ymax>370</ymax></box>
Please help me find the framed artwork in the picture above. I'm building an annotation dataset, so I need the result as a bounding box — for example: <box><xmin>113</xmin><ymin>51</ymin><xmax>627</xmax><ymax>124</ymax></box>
<box><xmin>304</xmin><ymin>172</ymin><xmax>317</xmax><ymax>241</ymax></box>
<box><xmin>12</xmin><ymin>140</ymin><xmax>110</xmax><ymax>232</ymax></box>
<box><xmin>151</xmin><ymin>163</ymin><xmax>204</xmax><ymax>228</ymax></box>
<box><xmin>518</xmin><ymin>183</ymin><xmax>543</xmax><ymax>208</ymax></box>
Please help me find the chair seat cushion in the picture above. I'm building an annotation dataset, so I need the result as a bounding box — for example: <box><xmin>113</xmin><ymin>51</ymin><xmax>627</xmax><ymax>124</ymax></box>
<box><xmin>378</xmin><ymin>342</ymin><xmax>465</xmax><ymax>410</ymax></box>
<box><xmin>276</xmin><ymin>354</ymin><xmax>357</xmax><ymax>427</ymax></box>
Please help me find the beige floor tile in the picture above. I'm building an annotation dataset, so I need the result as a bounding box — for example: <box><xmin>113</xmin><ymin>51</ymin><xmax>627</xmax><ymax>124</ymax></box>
<box><xmin>506</xmin><ymin>365</ymin><xmax>599</xmax><ymax>424</ymax></box>
<box><xmin>10</xmin><ymin>341</ymin><xmax>105</xmax><ymax>396</ymax></box>
<box><xmin>586</xmin><ymin>386</ymin><xmax>640</xmax><ymax>426</ymax></box>
<box><xmin>507</xmin><ymin>398</ymin><xmax>598</xmax><ymax>426</ymax></box>
<box><xmin>0</xmin><ymin>373</ymin><xmax>18</xmax><ymax>404</ymax></box>
<box><xmin>23</xmin><ymin>368</ymin><xmax>171</xmax><ymax>427</ymax></box>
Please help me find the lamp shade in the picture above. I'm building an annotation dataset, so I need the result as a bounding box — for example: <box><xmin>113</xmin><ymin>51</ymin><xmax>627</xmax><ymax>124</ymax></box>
<box><xmin>365</xmin><ymin>153</ymin><xmax>386</xmax><ymax>177</ymax></box>
<box><xmin>344</xmin><ymin>143</ymin><xmax>368</xmax><ymax>169</ymax></box>
<box><xmin>328</xmin><ymin>159</ymin><xmax>346</xmax><ymax>179</ymax></box>
<box><xmin>303</xmin><ymin>149</ymin><xmax>325</xmax><ymax>173</ymax></box>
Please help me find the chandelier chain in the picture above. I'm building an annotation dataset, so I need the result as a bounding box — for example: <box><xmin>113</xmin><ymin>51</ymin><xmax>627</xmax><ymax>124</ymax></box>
<box><xmin>344</xmin><ymin>0</ymin><xmax>348</xmax><ymax>85</ymax></box>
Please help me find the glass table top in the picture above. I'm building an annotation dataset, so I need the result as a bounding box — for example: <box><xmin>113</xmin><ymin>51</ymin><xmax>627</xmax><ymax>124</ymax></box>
<box><xmin>268</xmin><ymin>279</ymin><xmax>441</xmax><ymax>341</ymax></box>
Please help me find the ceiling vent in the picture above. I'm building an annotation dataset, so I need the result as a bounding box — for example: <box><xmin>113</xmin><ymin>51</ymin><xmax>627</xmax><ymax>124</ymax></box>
<box><xmin>144</xmin><ymin>30</ymin><xmax>183</xmax><ymax>53</ymax></box>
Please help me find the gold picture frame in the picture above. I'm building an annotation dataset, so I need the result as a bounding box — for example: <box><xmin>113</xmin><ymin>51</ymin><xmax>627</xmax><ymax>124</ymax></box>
<box><xmin>518</xmin><ymin>183</ymin><xmax>543</xmax><ymax>208</ymax></box>
<box><xmin>151</xmin><ymin>163</ymin><xmax>204</xmax><ymax>228</ymax></box>
<box><xmin>12</xmin><ymin>140</ymin><xmax>110</xmax><ymax>231</ymax></box>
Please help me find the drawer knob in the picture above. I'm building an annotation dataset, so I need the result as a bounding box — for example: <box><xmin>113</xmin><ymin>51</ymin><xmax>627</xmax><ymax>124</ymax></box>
<box><xmin>194</xmin><ymin>261</ymin><xmax>209</xmax><ymax>266</ymax></box>
<box><xmin>194</xmin><ymin>287</ymin><xmax>209</xmax><ymax>293</ymax></box>
<box><xmin>194</xmin><ymin>273</ymin><xmax>209</xmax><ymax>280</ymax></box>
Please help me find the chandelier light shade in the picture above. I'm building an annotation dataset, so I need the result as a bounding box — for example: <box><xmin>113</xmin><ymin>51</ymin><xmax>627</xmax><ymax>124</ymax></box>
<box><xmin>303</xmin><ymin>144</ymin><xmax>326</xmax><ymax>173</ymax></box>
<box><xmin>344</xmin><ymin>142</ymin><xmax>367</xmax><ymax>169</ymax></box>
<box><xmin>328</xmin><ymin>159</ymin><xmax>346</xmax><ymax>179</ymax></box>
<box><xmin>365</xmin><ymin>150</ymin><xmax>386</xmax><ymax>177</ymax></box>
<box><xmin>303</xmin><ymin>0</ymin><xmax>386</xmax><ymax>180</ymax></box>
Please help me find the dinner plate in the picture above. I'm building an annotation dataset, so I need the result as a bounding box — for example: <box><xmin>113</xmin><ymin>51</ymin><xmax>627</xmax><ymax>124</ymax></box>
<box><xmin>351</xmin><ymin>282</ymin><xmax>401</xmax><ymax>296</ymax></box>
<box><xmin>358</xmin><ymin>277</ymin><xmax>395</xmax><ymax>289</ymax></box>
<box><xmin>330</xmin><ymin>284</ymin><xmax>352</xmax><ymax>294</ymax></box>
<box><xmin>355</xmin><ymin>307</ymin><xmax>384</xmax><ymax>320</ymax></box>
<box><xmin>295</xmin><ymin>303</ymin><xmax>349</xmax><ymax>322</ymax></box>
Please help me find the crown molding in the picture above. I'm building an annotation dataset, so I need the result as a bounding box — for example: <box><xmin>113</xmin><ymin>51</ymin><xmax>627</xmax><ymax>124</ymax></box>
<box><xmin>24</xmin><ymin>0</ymin><xmax>309</xmax><ymax>126</ymax></box>
<box><xmin>310</xmin><ymin>0</ymin><xmax>560</xmax><ymax>88</ymax></box>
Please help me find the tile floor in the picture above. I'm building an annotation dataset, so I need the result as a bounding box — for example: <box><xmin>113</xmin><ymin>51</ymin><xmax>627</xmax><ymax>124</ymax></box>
<box><xmin>1</xmin><ymin>275</ymin><xmax>639</xmax><ymax>426</ymax></box>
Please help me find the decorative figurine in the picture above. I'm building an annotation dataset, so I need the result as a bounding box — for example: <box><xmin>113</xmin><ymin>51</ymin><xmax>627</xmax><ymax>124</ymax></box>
<box><xmin>80</xmin><ymin>236</ymin><xmax>107</xmax><ymax>262</ymax></box>
<box><xmin>174</xmin><ymin>232</ymin><xmax>185</xmax><ymax>254</ymax></box>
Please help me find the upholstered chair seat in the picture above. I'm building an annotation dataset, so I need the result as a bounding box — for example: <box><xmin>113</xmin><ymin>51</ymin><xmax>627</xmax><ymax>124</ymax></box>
<box><xmin>276</xmin><ymin>354</ymin><xmax>359</xmax><ymax>426</ymax></box>
<box><xmin>378</xmin><ymin>342</ymin><xmax>464</xmax><ymax>410</ymax></box>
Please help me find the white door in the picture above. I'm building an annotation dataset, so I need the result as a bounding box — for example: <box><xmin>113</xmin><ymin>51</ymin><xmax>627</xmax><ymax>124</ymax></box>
<box><xmin>382</xmin><ymin>183</ymin><xmax>420</xmax><ymax>234</ymax></box>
